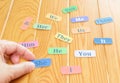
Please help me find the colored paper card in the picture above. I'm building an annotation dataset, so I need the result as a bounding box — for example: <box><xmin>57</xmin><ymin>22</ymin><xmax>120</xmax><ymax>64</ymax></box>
<box><xmin>19</xmin><ymin>41</ymin><xmax>38</xmax><ymax>48</ymax></box>
<box><xmin>95</xmin><ymin>17</ymin><xmax>113</xmax><ymax>24</ymax></box>
<box><xmin>72</xmin><ymin>27</ymin><xmax>90</xmax><ymax>34</ymax></box>
<box><xmin>48</xmin><ymin>47</ymin><xmax>67</xmax><ymax>54</ymax></box>
<box><xmin>33</xmin><ymin>23</ymin><xmax>51</xmax><ymax>30</ymax></box>
<box><xmin>31</xmin><ymin>58</ymin><xmax>51</xmax><ymax>68</ymax></box>
<box><xmin>94</xmin><ymin>38</ymin><xmax>112</xmax><ymax>44</ymax></box>
<box><xmin>71</xmin><ymin>16</ymin><xmax>89</xmax><ymax>23</ymax></box>
<box><xmin>55</xmin><ymin>32</ymin><xmax>72</xmax><ymax>43</ymax></box>
<box><xmin>61</xmin><ymin>66</ymin><xmax>81</xmax><ymax>74</ymax></box>
<box><xmin>21</xmin><ymin>17</ymin><xmax>33</xmax><ymax>30</ymax></box>
<box><xmin>62</xmin><ymin>6</ymin><xmax>78</xmax><ymax>14</ymax></box>
<box><xmin>46</xmin><ymin>13</ymin><xmax>62</xmax><ymax>21</ymax></box>
<box><xmin>74</xmin><ymin>50</ymin><xmax>96</xmax><ymax>57</ymax></box>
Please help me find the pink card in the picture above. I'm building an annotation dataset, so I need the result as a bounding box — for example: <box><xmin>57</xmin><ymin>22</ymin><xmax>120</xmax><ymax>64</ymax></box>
<box><xmin>21</xmin><ymin>17</ymin><xmax>33</xmax><ymax>30</ymax></box>
<box><xmin>61</xmin><ymin>66</ymin><xmax>81</xmax><ymax>74</ymax></box>
<box><xmin>19</xmin><ymin>41</ymin><xmax>38</xmax><ymax>48</ymax></box>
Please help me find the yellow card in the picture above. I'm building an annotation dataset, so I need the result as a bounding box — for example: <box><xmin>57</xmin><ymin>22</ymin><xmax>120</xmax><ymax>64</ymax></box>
<box><xmin>46</xmin><ymin>13</ymin><xmax>62</xmax><ymax>21</ymax></box>
<box><xmin>55</xmin><ymin>32</ymin><xmax>72</xmax><ymax>43</ymax></box>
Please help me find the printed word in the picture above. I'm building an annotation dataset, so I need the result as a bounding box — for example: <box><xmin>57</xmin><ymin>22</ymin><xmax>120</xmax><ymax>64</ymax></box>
<box><xmin>48</xmin><ymin>47</ymin><xmax>67</xmax><ymax>54</ymax></box>
<box><xmin>75</xmin><ymin>50</ymin><xmax>96</xmax><ymax>57</ymax></box>
<box><xmin>61</xmin><ymin>66</ymin><xmax>81</xmax><ymax>74</ymax></box>
<box><xmin>71</xmin><ymin>16</ymin><xmax>88</xmax><ymax>23</ymax></box>
<box><xmin>21</xmin><ymin>17</ymin><xmax>33</xmax><ymax>30</ymax></box>
<box><xmin>31</xmin><ymin>58</ymin><xmax>51</xmax><ymax>68</ymax></box>
<box><xmin>19</xmin><ymin>41</ymin><xmax>38</xmax><ymax>48</ymax></box>
<box><xmin>94</xmin><ymin>38</ymin><xmax>112</xmax><ymax>44</ymax></box>
<box><xmin>95</xmin><ymin>17</ymin><xmax>113</xmax><ymax>24</ymax></box>
<box><xmin>33</xmin><ymin>23</ymin><xmax>51</xmax><ymax>30</ymax></box>
<box><xmin>62</xmin><ymin>6</ymin><xmax>78</xmax><ymax>14</ymax></box>
<box><xmin>72</xmin><ymin>27</ymin><xmax>90</xmax><ymax>34</ymax></box>
<box><xmin>55</xmin><ymin>32</ymin><xmax>72</xmax><ymax>43</ymax></box>
<box><xmin>46</xmin><ymin>13</ymin><xmax>62</xmax><ymax>21</ymax></box>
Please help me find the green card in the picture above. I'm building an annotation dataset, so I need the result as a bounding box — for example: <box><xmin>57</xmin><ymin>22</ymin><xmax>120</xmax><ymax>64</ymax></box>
<box><xmin>48</xmin><ymin>47</ymin><xmax>67</xmax><ymax>54</ymax></box>
<box><xmin>62</xmin><ymin>6</ymin><xmax>78</xmax><ymax>14</ymax></box>
<box><xmin>33</xmin><ymin>23</ymin><xmax>51</xmax><ymax>30</ymax></box>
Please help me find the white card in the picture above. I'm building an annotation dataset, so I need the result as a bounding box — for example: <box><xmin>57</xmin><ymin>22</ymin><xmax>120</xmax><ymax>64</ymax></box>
<box><xmin>74</xmin><ymin>50</ymin><xmax>96</xmax><ymax>57</ymax></box>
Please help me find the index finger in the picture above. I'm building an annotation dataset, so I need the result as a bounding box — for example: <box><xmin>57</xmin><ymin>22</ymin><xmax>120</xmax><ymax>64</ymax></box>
<box><xmin>0</xmin><ymin>40</ymin><xmax>35</xmax><ymax>60</ymax></box>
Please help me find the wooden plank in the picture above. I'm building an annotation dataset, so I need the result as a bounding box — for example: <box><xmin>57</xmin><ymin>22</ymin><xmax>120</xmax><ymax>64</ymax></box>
<box><xmin>109</xmin><ymin>0</ymin><xmax>120</xmax><ymax>69</ymax></box>
<box><xmin>98</xmin><ymin>0</ymin><xmax>120</xmax><ymax>83</ymax></box>
<box><xmin>69</xmin><ymin>0</ymin><xmax>108</xmax><ymax>83</ymax></box>
<box><xmin>1</xmin><ymin>0</ymin><xmax>39</xmax><ymax>83</ymax></box>
<box><xmin>0</xmin><ymin>0</ymin><xmax>11</xmax><ymax>36</ymax></box>
<box><xmin>29</xmin><ymin>0</ymin><xmax>68</xmax><ymax>83</ymax></box>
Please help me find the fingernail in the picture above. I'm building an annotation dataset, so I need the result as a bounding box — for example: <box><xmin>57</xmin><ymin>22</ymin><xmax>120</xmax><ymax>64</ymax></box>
<box><xmin>27</xmin><ymin>62</ymin><xmax>35</xmax><ymax>72</ymax></box>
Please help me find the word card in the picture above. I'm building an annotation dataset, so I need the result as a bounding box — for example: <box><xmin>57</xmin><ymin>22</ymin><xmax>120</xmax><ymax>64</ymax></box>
<box><xmin>62</xmin><ymin>6</ymin><xmax>78</xmax><ymax>14</ymax></box>
<box><xmin>19</xmin><ymin>41</ymin><xmax>38</xmax><ymax>48</ymax></box>
<box><xmin>75</xmin><ymin>50</ymin><xmax>96</xmax><ymax>57</ymax></box>
<box><xmin>55</xmin><ymin>32</ymin><xmax>72</xmax><ymax>43</ymax></box>
<box><xmin>72</xmin><ymin>27</ymin><xmax>90</xmax><ymax>34</ymax></box>
<box><xmin>61</xmin><ymin>66</ymin><xmax>81</xmax><ymax>74</ymax></box>
<box><xmin>94</xmin><ymin>38</ymin><xmax>112</xmax><ymax>44</ymax></box>
<box><xmin>46</xmin><ymin>13</ymin><xmax>62</xmax><ymax>21</ymax></box>
<box><xmin>95</xmin><ymin>17</ymin><xmax>113</xmax><ymax>24</ymax></box>
<box><xmin>71</xmin><ymin>16</ymin><xmax>89</xmax><ymax>23</ymax></box>
<box><xmin>48</xmin><ymin>47</ymin><xmax>67</xmax><ymax>54</ymax></box>
<box><xmin>31</xmin><ymin>58</ymin><xmax>51</xmax><ymax>68</ymax></box>
<box><xmin>21</xmin><ymin>17</ymin><xmax>33</xmax><ymax>30</ymax></box>
<box><xmin>33</xmin><ymin>23</ymin><xmax>51</xmax><ymax>30</ymax></box>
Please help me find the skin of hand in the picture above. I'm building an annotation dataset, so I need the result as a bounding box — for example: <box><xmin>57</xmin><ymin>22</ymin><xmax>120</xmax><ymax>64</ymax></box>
<box><xmin>0</xmin><ymin>40</ymin><xmax>35</xmax><ymax>83</ymax></box>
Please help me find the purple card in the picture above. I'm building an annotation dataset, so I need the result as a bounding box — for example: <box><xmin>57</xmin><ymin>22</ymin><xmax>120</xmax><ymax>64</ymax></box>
<box><xmin>71</xmin><ymin>16</ymin><xmax>89</xmax><ymax>23</ymax></box>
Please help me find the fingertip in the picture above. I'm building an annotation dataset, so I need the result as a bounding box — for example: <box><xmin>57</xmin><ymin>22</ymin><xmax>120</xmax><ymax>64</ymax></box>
<box><xmin>25</xmin><ymin>62</ymin><xmax>35</xmax><ymax>71</ymax></box>
<box><xmin>27</xmin><ymin>50</ymin><xmax>36</xmax><ymax>59</ymax></box>
<box><xmin>23</xmin><ymin>50</ymin><xmax>36</xmax><ymax>60</ymax></box>
<box><xmin>8</xmin><ymin>62</ymin><xmax>35</xmax><ymax>80</ymax></box>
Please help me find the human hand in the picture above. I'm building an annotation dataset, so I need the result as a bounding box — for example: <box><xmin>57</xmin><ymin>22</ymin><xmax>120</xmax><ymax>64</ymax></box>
<box><xmin>0</xmin><ymin>40</ymin><xmax>35</xmax><ymax>83</ymax></box>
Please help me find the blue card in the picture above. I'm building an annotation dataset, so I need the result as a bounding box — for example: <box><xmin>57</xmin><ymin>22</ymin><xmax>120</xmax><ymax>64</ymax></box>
<box><xmin>31</xmin><ymin>58</ymin><xmax>51</xmax><ymax>68</ymax></box>
<box><xmin>95</xmin><ymin>17</ymin><xmax>113</xmax><ymax>24</ymax></box>
<box><xmin>71</xmin><ymin>16</ymin><xmax>89</xmax><ymax>23</ymax></box>
<box><xmin>94</xmin><ymin>38</ymin><xmax>112</xmax><ymax>44</ymax></box>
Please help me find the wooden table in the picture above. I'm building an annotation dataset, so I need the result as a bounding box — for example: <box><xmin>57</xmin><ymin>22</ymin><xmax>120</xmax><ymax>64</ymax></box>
<box><xmin>0</xmin><ymin>0</ymin><xmax>120</xmax><ymax>83</ymax></box>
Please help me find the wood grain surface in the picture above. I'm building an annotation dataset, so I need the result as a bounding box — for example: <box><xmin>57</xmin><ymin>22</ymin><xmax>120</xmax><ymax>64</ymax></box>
<box><xmin>0</xmin><ymin>0</ymin><xmax>120</xmax><ymax>83</ymax></box>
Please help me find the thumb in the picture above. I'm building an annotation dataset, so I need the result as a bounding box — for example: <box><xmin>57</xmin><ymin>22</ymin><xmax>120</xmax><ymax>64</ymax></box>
<box><xmin>9</xmin><ymin>62</ymin><xmax>35</xmax><ymax>80</ymax></box>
